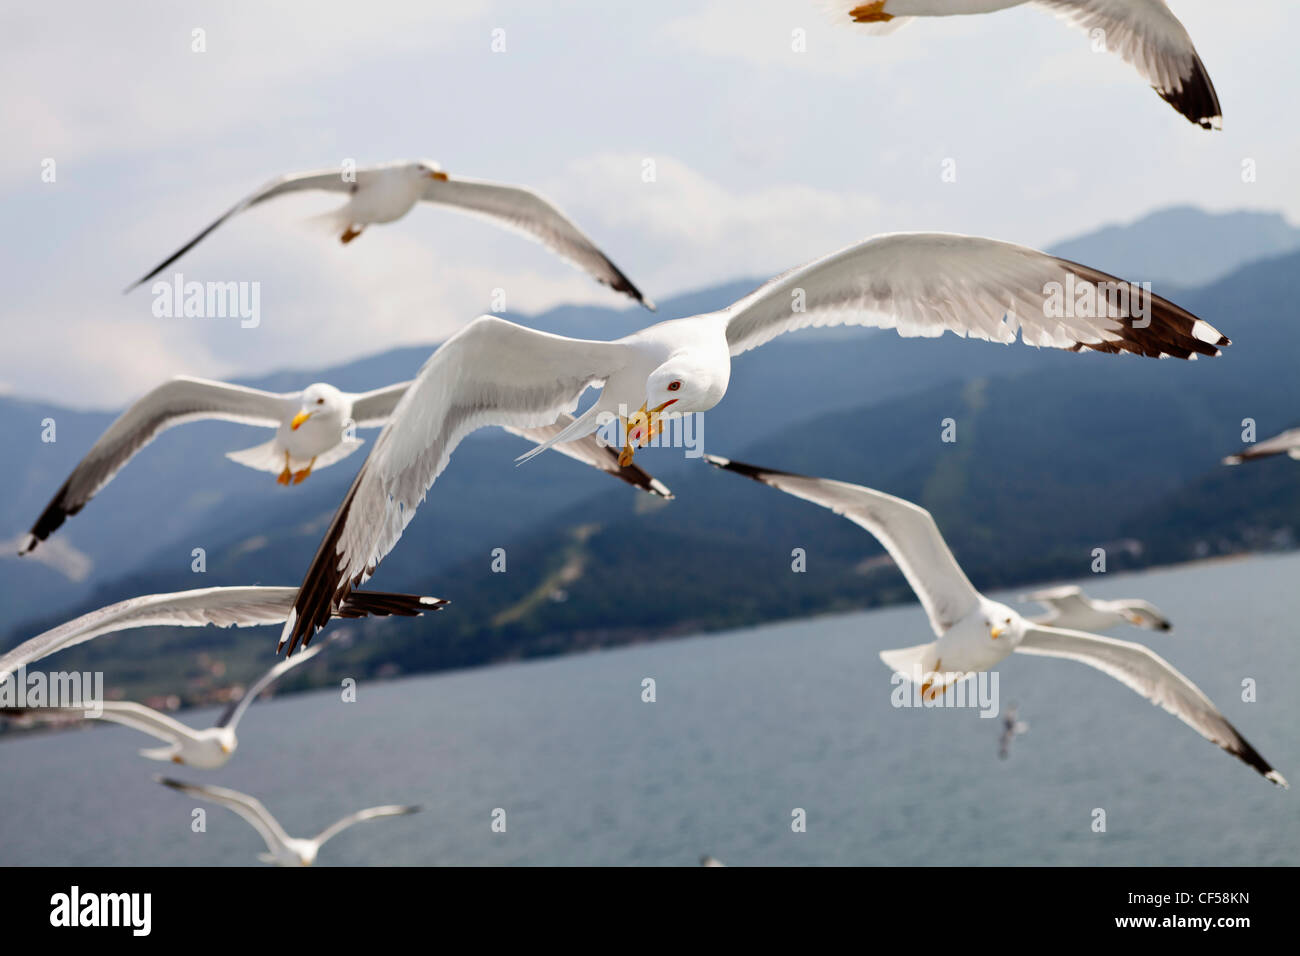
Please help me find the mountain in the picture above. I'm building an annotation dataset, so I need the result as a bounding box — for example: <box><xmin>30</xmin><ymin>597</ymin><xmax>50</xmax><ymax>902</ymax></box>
<box><xmin>1047</xmin><ymin>206</ymin><xmax>1300</xmax><ymax>287</ymax></box>
<box><xmin>5</xmin><ymin>208</ymin><xmax>1300</xmax><ymax>704</ymax></box>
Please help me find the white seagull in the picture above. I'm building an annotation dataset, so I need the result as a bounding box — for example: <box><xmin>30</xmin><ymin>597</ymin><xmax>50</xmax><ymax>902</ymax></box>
<box><xmin>156</xmin><ymin>777</ymin><xmax>419</xmax><ymax>866</ymax></box>
<box><xmin>275</xmin><ymin>230</ymin><xmax>1228</xmax><ymax>651</ymax></box>
<box><xmin>1021</xmin><ymin>584</ymin><xmax>1172</xmax><ymax>632</ymax></box>
<box><xmin>18</xmin><ymin>376</ymin><xmax>669</xmax><ymax>555</ymax></box>
<box><xmin>3</xmin><ymin>640</ymin><xmax>330</xmax><ymax>769</ymax></box>
<box><xmin>828</xmin><ymin>1</ymin><xmax>1221</xmax><ymax>129</ymax></box>
<box><xmin>1223</xmin><ymin>427</ymin><xmax>1300</xmax><ymax>466</ymax></box>
<box><xmin>705</xmin><ymin>454</ymin><xmax>1286</xmax><ymax>787</ymax></box>
<box><xmin>998</xmin><ymin>703</ymin><xmax>1030</xmax><ymax>759</ymax></box>
<box><xmin>126</xmin><ymin>159</ymin><xmax>652</xmax><ymax>307</ymax></box>
<box><xmin>0</xmin><ymin>586</ymin><xmax>444</xmax><ymax>684</ymax></box>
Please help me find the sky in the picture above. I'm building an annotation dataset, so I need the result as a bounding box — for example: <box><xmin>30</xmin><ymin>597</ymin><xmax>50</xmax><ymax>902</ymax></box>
<box><xmin>4</xmin><ymin>0</ymin><xmax>1298</xmax><ymax>407</ymax></box>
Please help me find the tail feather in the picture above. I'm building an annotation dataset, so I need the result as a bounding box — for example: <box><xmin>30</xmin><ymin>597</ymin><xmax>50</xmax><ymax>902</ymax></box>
<box><xmin>879</xmin><ymin>642</ymin><xmax>939</xmax><ymax>682</ymax></box>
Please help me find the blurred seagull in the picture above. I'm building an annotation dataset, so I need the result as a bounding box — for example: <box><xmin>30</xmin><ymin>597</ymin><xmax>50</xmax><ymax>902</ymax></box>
<box><xmin>276</xmin><ymin>231</ymin><xmax>1227</xmax><ymax>652</ymax></box>
<box><xmin>18</xmin><ymin>377</ymin><xmax>669</xmax><ymax>555</ymax></box>
<box><xmin>827</xmin><ymin>1</ymin><xmax>1221</xmax><ymax>129</ymax></box>
<box><xmin>2</xmin><ymin>640</ymin><xmax>331</xmax><ymax>769</ymax></box>
<box><xmin>1223</xmin><ymin>427</ymin><xmax>1300</xmax><ymax>466</ymax></box>
<box><xmin>998</xmin><ymin>704</ymin><xmax>1030</xmax><ymax>759</ymax></box>
<box><xmin>1021</xmin><ymin>584</ymin><xmax>1172</xmax><ymax>633</ymax></box>
<box><xmin>156</xmin><ymin>777</ymin><xmax>419</xmax><ymax>866</ymax></box>
<box><xmin>706</xmin><ymin>454</ymin><xmax>1286</xmax><ymax>787</ymax></box>
<box><xmin>126</xmin><ymin>159</ymin><xmax>652</xmax><ymax>307</ymax></box>
<box><xmin>0</xmin><ymin>586</ymin><xmax>444</xmax><ymax>683</ymax></box>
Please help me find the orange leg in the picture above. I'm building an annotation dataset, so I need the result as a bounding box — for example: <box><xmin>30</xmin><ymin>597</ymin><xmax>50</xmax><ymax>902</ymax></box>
<box><xmin>340</xmin><ymin>225</ymin><xmax>364</xmax><ymax>244</ymax></box>
<box><xmin>291</xmin><ymin>456</ymin><xmax>317</xmax><ymax>485</ymax></box>
<box><xmin>849</xmin><ymin>2</ymin><xmax>893</xmax><ymax>23</ymax></box>
<box><xmin>276</xmin><ymin>451</ymin><xmax>292</xmax><ymax>485</ymax></box>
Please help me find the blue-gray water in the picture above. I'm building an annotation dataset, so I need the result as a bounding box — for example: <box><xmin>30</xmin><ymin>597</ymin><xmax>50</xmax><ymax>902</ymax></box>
<box><xmin>2</xmin><ymin>553</ymin><xmax>1297</xmax><ymax>866</ymax></box>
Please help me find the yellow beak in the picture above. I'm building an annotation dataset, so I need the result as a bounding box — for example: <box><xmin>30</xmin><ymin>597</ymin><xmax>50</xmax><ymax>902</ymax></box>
<box><xmin>427</xmin><ymin>169</ymin><xmax>449</xmax><ymax>181</ymax></box>
<box><xmin>220</xmin><ymin>743</ymin><xmax>232</xmax><ymax>754</ymax></box>
<box><xmin>990</xmin><ymin>626</ymin><xmax>1005</xmax><ymax>640</ymax></box>
<box><xmin>290</xmin><ymin>410</ymin><xmax>312</xmax><ymax>431</ymax></box>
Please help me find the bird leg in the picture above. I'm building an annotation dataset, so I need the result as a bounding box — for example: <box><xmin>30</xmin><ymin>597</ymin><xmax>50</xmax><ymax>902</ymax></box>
<box><xmin>292</xmin><ymin>456</ymin><xmax>317</xmax><ymax>485</ymax></box>
<box><xmin>848</xmin><ymin>2</ymin><xmax>893</xmax><ymax>22</ymax></box>
<box><xmin>340</xmin><ymin>225</ymin><xmax>364</xmax><ymax>244</ymax></box>
<box><xmin>277</xmin><ymin>451</ymin><xmax>293</xmax><ymax>486</ymax></box>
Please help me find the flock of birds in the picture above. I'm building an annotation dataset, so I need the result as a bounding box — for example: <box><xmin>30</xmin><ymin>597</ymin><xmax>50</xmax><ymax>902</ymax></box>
<box><xmin>6</xmin><ymin>2</ymin><xmax>1286</xmax><ymax>866</ymax></box>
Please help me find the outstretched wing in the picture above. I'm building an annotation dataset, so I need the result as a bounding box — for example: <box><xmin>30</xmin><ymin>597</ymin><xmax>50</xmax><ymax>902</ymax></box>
<box><xmin>706</xmin><ymin>455</ymin><xmax>980</xmax><ymax>635</ymax></box>
<box><xmin>21</xmin><ymin>377</ymin><xmax>293</xmax><ymax>553</ymax></box>
<box><xmin>280</xmin><ymin>316</ymin><xmax>626</xmax><ymax>652</ymax></box>
<box><xmin>156</xmin><ymin>777</ymin><xmax>293</xmax><ymax>855</ymax></box>
<box><xmin>127</xmin><ymin>168</ymin><xmax>353</xmax><ymax>290</ymax></box>
<box><xmin>1033</xmin><ymin>0</ymin><xmax>1221</xmax><ymax>129</ymax></box>
<box><xmin>1015</xmin><ymin>624</ymin><xmax>1286</xmax><ymax>786</ymax></box>
<box><xmin>422</xmin><ymin>176</ymin><xmax>652</xmax><ymax>308</ymax></box>
<box><xmin>0</xmin><ymin>586</ymin><xmax>444</xmax><ymax>682</ymax></box>
<box><xmin>311</xmin><ymin>805</ymin><xmax>420</xmax><ymax>849</ymax></box>
<box><xmin>721</xmin><ymin>233</ymin><xmax>1226</xmax><ymax>361</ymax></box>
<box><xmin>2</xmin><ymin>700</ymin><xmax>193</xmax><ymax>745</ymax></box>
<box><xmin>215</xmin><ymin>642</ymin><xmax>326</xmax><ymax>730</ymax></box>
<box><xmin>1223</xmin><ymin>428</ymin><xmax>1300</xmax><ymax>465</ymax></box>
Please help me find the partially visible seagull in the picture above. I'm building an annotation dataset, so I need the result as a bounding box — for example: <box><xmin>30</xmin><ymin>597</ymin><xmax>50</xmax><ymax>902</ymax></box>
<box><xmin>1223</xmin><ymin>427</ymin><xmax>1300</xmax><ymax>466</ymax></box>
<box><xmin>126</xmin><ymin>159</ymin><xmax>652</xmax><ymax>308</ymax></box>
<box><xmin>277</xmin><ymin>231</ymin><xmax>1227</xmax><ymax>652</ymax></box>
<box><xmin>705</xmin><ymin>454</ymin><xmax>1286</xmax><ymax>787</ymax></box>
<box><xmin>700</xmin><ymin>855</ymin><xmax>727</xmax><ymax>867</ymax></box>
<box><xmin>3</xmin><ymin>639</ymin><xmax>331</xmax><ymax>769</ymax></box>
<box><xmin>0</xmin><ymin>586</ymin><xmax>444</xmax><ymax>684</ymax></box>
<box><xmin>999</xmin><ymin>703</ymin><xmax>1030</xmax><ymax>759</ymax></box>
<box><xmin>18</xmin><ymin>377</ymin><xmax>668</xmax><ymax>554</ymax></box>
<box><xmin>156</xmin><ymin>777</ymin><xmax>419</xmax><ymax>866</ymax></box>
<box><xmin>1021</xmin><ymin>584</ymin><xmax>1172</xmax><ymax>633</ymax></box>
<box><xmin>827</xmin><ymin>1</ymin><xmax>1221</xmax><ymax>129</ymax></box>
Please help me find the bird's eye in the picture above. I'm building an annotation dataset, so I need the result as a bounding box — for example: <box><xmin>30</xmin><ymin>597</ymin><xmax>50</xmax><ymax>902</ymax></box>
<box><xmin>668</xmin><ymin>381</ymin><xmax>682</xmax><ymax>391</ymax></box>
<box><xmin>316</xmin><ymin>398</ymin><xmax>324</xmax><ymax>405</ymax></box>
<box><xmin>1004</xmin><ymin>617</ymin><xmax>1011</xmax><ymax>624</ymax></box>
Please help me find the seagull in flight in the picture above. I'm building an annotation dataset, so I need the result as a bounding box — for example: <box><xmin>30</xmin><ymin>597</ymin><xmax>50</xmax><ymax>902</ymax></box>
<box><xmin>828</xmin><ymin>1</ymin><xmax>1221</xmax><ymax>129</ymax></box>
<box><xmin>18</xmin><ymin>376</ymin><xmax>669</xmax><ymax>555</ymax></box>
<box><xmin>1021</xmin><ymin>584</ymin><xmax>1172</xmax><ymax>633</ymax></box>
<box><xmin>156</xmin><ymin>777</ymin><xmax>420</xmax><ymax>866</ymax></box>
<box><xmin>3</xmin><ymin>639</ymin><xmax>332</xmax><ymax>769</ymax></box>
<box><xmin>274</xmin><ymin>230</ymin><xmax>1227</xmax><ymax>652</ymax></box>
<box><xmin>127</xmin><ymin>159</ymin><xmax>652</xmax><ymax>307</ymax></box>
<box><xmin>706</xmin><ymin>454</ymin><xmax>1286</xmax><ymax>787</ymax></box>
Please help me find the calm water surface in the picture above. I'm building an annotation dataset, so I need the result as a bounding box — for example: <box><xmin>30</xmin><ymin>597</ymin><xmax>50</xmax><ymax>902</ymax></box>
<box><xmin>2</xmin><ymin>553</ymin><xmax>1297</xmax><ymax>866</ymax></box>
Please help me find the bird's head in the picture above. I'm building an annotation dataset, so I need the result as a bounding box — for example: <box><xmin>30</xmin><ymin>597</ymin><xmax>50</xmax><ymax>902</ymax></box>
<box><xmin>412</xmin><ymin>159</ymin><xmax>448</xmax><ymax>182</ymax></box>
<box><xmin>291</xmin><ymin>383</ymin><xmax>347</xmax><ymax>431</ymax></box>
<box><xmin>217</xmin><ymin>728</ymin><xmax>237</xmax><ymax>755</ymax></box>
<box><xmin>984</xmin><ymin>602</ymin><xmax>1025</xmax><ymax>643</ymax></box>
<box><xmin>620</xmin><ymin>361</ymin><xmax>721</xmax><ymax>465</ymax></box>
<box><xmin>1123</xmin><ymin>602</ymin><xmax>1172</xmax><ymax>632</ymax></box>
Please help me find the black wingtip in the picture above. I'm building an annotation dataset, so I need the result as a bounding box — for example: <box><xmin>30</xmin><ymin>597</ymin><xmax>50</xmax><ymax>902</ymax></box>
<box><xmin>1157</xmin><ymin>52</ymin><xmax>1222</xmax><ymax>131</ymax></box>
<box><xmin>703</xmin><ymin>453</ymin><xmax>796</xmax><ymax>483</ymax></box>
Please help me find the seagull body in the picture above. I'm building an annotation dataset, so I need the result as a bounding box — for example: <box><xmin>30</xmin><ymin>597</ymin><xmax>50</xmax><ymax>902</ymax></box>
<box><xmin>1223</xmin><ymin>427</ymin><xmax>1300</xmax><ymax>466</ymax></box>
<box><xmin>2</xmin><ymin>641</ymin><xmax>330</xmax><ymax>768</ymax></box>
<box><xmin>156</xmin><ymin>777</ymin><xmax>419</xmax><ymax>866</ymax></box>
<box><xmin>127</xmin><ymin>160</ymin><xmax>652</xmax><ymax>307</ymax></box>
<box><xmin>0</xmin><ymin>585</ymin><xmax>444</xmax><ymax>684</ymax></box>
<box><xmin>705</xmin><ymin>455</ymin><xmax>1286</xmax><ymax>787</ymax></box>
<box><xmin>829</xmin><ymin>0</ymin><xmax>1221</xmax><ymax>129</ymax></box>
<box><xmin>1022</xmin><ymin>584</ymin><xmax>1172</xmax><ymax>632</ymax></box>
<box><xmin>18</xmin><ymin>376</ymin><xmax>668</xmax><ymax>555</ymax></box>
<box><xmin>998</xmin><ymin>704</ymin><xmax>1030</xmax><ymax>759</ymax></box>
<box><xmin>277</xmin><ymin>230</ymin><xmax>1227</xmax><ymax>651</ymax></box>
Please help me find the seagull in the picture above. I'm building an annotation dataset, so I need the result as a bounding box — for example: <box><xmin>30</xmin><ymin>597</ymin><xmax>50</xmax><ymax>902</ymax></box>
<box><xmin>275</xmin><ymin>230</ymin><xmax>1228</xmax><ymax>652</ymax></box>
<box><xmin>18</xmin><ymin>376</ymin><xmax>669</xmax><ymax>555</ymax></box>
<box><xmin>828</xmin><ymin>1</ymin><xmax>1221</xmax><ymax>129</ymax></box>
<box><xmin>0</xmin><ymin>586</ymin><xmax>444</xmax><ymax>684</ymax></box>
<box><xmin>700</xmin><ymin>855</ymin><xmax>727</xmax><ymax>867</ymax></box>
<box><xmin>156</xmin><ymin>777</ymin><xmax>419</xmax><ymax>866</ymax></box>
<box><xmin>1223</xmin><ymin>427</ymin><xmax>1300</xmax><ymax>466</ymax></box>
<box><xmin>2</xmin><ymin>639</ymin><xmax>332</xmax><ymax>769</ymax></box>
<box><xmin>1021</xmin><ymin>584</ymin><xmax>1172</xmax><ymax>632</ymax></box>
<box><xmin>126</xmin><ymin>159</ymin><xmax>653</xmax><ymax>307</ymax></box>
<box><xmin>998</xmin><ymin>703</ymin><xmax>1030</xmax><ymax>759</ymax></box>
<box><xmin>705</xmin><ymin>454</ymin><xmax>1286</xmax><ymax>787</ymax></box>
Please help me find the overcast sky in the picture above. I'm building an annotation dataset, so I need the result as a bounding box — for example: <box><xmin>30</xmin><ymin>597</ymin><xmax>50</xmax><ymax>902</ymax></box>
<box><xmin>5</xmin><ymin>0</ymin><xmax>1298</xmax><ymax>408</ymax></box>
